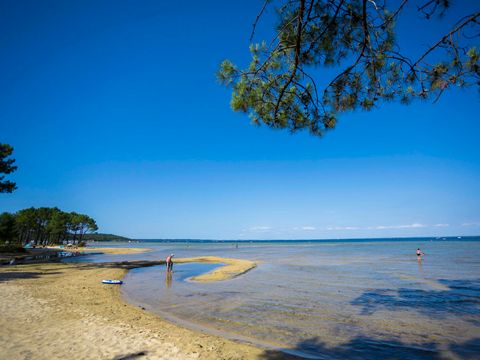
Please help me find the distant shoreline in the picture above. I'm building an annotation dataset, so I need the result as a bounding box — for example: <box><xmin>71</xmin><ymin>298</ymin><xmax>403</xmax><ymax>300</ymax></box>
<box><xmin>106</xmin><ymin>235</ymin><xmax>480</xmax><ymax>243</ymax></box>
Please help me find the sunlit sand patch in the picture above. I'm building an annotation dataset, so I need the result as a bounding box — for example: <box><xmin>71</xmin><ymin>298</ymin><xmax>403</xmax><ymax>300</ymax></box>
<box><xmin>175</xmin><ymin>256</ymin><xmax>257</xmax><ymax>282</ymax></box>
<box><xmin>49</xmin><ymin>246</ymin><xmax>152</xmax><ymax>255</ymax></box>
<box><xmin>80</xmin><ymin>247</ymin><xmax>152</xmax><ymax>255</ymax></box>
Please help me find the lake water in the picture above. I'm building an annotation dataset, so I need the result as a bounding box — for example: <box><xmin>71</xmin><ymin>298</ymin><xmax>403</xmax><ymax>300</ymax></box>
<box><xmin>74</xmin><ymin>238</ymin><xmax>480</xmax><ymax>359</ymax></box>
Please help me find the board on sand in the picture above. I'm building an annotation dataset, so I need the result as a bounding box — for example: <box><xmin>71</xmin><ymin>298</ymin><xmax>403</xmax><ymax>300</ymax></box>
<box><xmin>102</xmin><ymin>280</ymin><xmax>123</xmax><ymax>285</ymax></box>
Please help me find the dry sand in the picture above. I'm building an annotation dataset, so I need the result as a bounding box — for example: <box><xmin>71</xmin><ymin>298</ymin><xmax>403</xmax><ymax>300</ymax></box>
<box><xmin>176</xmin><ymin>256</ymin><xmax>256</xmax><ymax>282</ymax></box>
<box><xmin>76</xmin><ymin>247</ymin><xmax>152</xmax><ymax>255</ymax></box>
<box><xmin>0</xmin><ymin>251</ymin><xmax>288</xmax><ymax>360</ymax></box>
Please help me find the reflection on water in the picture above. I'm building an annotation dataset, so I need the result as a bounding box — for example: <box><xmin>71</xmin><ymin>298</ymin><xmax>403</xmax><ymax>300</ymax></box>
<box><xmin>123</xmin><ymin>262</ymin><xmax>220</xmax><ymax>294</ymax></box>
<box><xmin>165</xmin><ymin>271</ymin><xmax>172</xmax><ymax>289</ymax></box>
<box><xmin>417</xmin><ymin>257</ymin><xmax>423</xmax><ymax>275</ymax></box>
<box><xmin>105</xmin><ymin>240</ymin><xmax>479</xmax><ymax>359</ymax></box>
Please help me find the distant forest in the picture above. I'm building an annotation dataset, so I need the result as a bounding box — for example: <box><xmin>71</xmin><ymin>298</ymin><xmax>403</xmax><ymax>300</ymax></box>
<box><xmin>83</xmin><ymin>233</ymin><xmax>131</xmax><ymax>241</ymax></box>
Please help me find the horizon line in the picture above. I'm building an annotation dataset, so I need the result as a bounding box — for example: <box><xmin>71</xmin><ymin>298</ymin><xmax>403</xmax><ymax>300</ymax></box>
<box><xmin>125</xmin><ymin>235</ymin><xmax>480</xmax><ymax>242</ymax></box>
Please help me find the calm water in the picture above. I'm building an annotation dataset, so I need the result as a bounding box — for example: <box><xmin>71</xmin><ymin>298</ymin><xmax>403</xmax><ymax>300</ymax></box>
<box><xmin>75</xmin><ymin>239</ymin><xmax>480</xmax><ymax>359</ymax></box>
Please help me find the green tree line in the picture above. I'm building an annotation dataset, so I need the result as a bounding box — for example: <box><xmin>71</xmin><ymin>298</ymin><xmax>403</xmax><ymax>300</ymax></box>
<box><xmin>0</xmin><ymin>207</ymin><xmax>98</xmax><ymax>246</ymax></box>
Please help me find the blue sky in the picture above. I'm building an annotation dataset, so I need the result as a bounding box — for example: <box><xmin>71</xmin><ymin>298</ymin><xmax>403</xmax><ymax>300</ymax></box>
<box><xmin>1</xmin><ymin>0</ymin><xmax>479</xmax><ymax>239</ymax></box>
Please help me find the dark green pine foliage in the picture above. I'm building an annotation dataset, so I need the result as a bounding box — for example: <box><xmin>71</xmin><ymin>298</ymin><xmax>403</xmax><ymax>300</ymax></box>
<box><xmin>0</xmin><ymin>212</ymin><xmax>17</xmax><ymax>243</ymax></box>
<box><xmin>218</xmin><ymin>0</ymin><xmax>479</xmax><ymax>136</ymax></box>
<box><xmin>1</xmin><ymin>207</ymin><xmax>98</xmax><ymax>246</ymax></box>
<box><xmin>0</xmin><ymin>143</ymin><xmax>17</xmax><ymax>193</ymax></box>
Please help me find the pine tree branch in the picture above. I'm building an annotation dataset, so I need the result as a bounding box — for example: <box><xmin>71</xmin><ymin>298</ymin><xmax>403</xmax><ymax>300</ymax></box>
<box><xmin>412</xmin><ymin>12</ymin><xmax>479</xmax><ymax>69</ymax></box>
<box><xmin>274</xmin><ymin>0</ymin><xmax>306</xmax><ymax>119</ymax></box>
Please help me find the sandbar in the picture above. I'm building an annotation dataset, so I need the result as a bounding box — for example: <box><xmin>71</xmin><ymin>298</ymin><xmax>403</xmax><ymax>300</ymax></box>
<box><xmin>175</xmin><ymin>256</ymin><xmax>257</xmax><ymax>282</ymax></box>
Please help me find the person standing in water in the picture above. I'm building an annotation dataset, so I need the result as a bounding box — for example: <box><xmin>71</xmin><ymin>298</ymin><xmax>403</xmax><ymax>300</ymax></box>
<box><xmin>416</xmin><ymin>248</ymin><xmax>425</xmax><ymax>259</ymax></box>
<box><xmin>166</xmin><ymin>253</ymin><xmax>174</xmax><ymax>272</ymax></box>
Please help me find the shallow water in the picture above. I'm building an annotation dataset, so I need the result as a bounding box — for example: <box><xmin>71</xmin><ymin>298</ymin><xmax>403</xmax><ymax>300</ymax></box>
<box><xmin>77</xmin><ymin>239</ymin><xmax>480</xmax><ymax>359</ymax></box>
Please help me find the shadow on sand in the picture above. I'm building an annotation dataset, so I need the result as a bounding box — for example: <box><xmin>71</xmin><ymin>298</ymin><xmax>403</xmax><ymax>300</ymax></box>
<box><xmin>0</xmin><ymin>270</ymin><xmax>64</xmax><ymax>282</ymax></box>
<box><xmin>77</xmin><ymin>260</ymin><xmax>166</xmax><ymax>271</ymax></box>
<box><xmin>112</xmin><ymin>351</ymin><xmax>148</xmax><ymax>360</ymax></box>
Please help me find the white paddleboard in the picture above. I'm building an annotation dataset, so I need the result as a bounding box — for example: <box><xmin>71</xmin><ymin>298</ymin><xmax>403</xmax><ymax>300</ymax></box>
<box><xmin>102</xmin><ymin>280</ymin><xmax>123</xmax><ymax>285</ymax></box>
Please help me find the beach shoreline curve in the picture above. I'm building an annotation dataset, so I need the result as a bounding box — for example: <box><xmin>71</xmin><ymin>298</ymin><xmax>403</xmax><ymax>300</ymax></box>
<box><xmin>0</xmin><ymin>254</ymin><xmax>273</xmax><ymax>359</ymax></box>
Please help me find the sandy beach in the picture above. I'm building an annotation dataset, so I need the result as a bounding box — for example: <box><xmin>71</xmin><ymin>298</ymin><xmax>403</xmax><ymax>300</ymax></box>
<box><xmin>0</xmin><ymin>250</ymin><xmax>282</xmax><ymax>360</ymax></box>
<box><xmin>75</xmin><ymin>247</ymin><xmax>153</xmax><ymax>255</ymax></box>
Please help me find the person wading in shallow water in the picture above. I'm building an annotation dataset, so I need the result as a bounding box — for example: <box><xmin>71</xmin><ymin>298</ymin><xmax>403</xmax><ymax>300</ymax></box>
<box><xmin>416</xmin><ymin>248</ymin><xmax>425</xmax><ymax>260</ymax></box>
<box><xmin>166</xmin><ymin>253</ymin><xmax>174</xmax><ymax>272</ymax></box>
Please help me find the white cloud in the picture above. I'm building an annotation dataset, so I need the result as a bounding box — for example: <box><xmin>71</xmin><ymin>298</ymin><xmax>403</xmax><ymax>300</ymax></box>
<box><xmin>247</xmin><ymin>226</ymin><xmax>272</xmax><ymax>232</ymax></box>
<box><xmin>326</xmin><ymin>226</ymin><xmax>360</xmax><ymax>231</ymax></box>
<box><xmin>404</xmin><ymin>223</ymin><xmax>426</xmax><ymax>228</ymax></box>
<box><xmin>366</xmin><ymin>223</ymin><xmax>427</xmax><ymax>230</ymax></box>
<box><xmin>327</xmin><ymin>223</ymin><xmax>429</xmax><ymax>231</ymax></box>
<box><xmin>292</xmin><ymin>226</ymin><xmax>316</xmax><ymax>231</ymax></box>
<box><xmin>323</xmin><ymin>222</ymin><xmax>454</xmax><ymax>232</ymax></box>
<box><xmin>398</xmin><ymin>223</ymin><xmax>426</xmax><ymax>229</ymax></box>
<box><xmin>462</xmin><ymin>222</ymin><xmax>480</xmax><ymax>227</ymax></box>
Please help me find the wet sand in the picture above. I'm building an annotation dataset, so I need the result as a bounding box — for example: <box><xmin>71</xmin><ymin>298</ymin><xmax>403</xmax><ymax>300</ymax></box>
<box><xmin>0</xmin><ymin>251</ymin><xmax>273</xmax><ymax>360</ymax></box>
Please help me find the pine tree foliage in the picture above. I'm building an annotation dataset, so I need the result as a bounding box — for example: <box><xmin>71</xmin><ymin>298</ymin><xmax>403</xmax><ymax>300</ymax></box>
<box><xmin>0</xmin><ymin>207</ymin><xmax>99</xmax><ymax>245</ymax></box>
<box><xmin>0</xmin><ymin>143</ymin><xmax>17</xmax><ymax>193</ymax></box>
<box><xmin>218</xmin><ymin>0</ymin><xmax>479</xmax><ymax>136</ymax></box>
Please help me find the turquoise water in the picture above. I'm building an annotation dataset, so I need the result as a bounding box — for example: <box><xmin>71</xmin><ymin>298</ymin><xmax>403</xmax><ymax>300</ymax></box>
<box><xmin>77</xmin><ymin>239</ymin><xmax>480</xmax><ymax>359</ymax></box>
